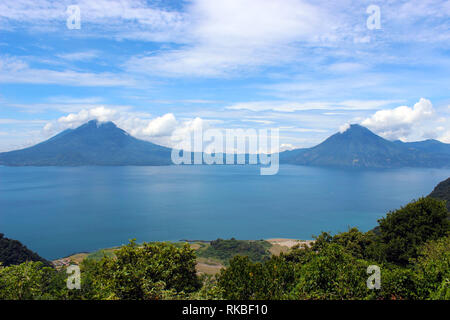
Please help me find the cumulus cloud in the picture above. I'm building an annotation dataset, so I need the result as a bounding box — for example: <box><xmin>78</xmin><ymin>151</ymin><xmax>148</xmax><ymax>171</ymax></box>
<box><xmin>58</xmin><ymin>106</ymin><xmax>117</xmax><ymax>124</ymax></box>
<box><xmin>141</xmin><ymin>113</ymin><xmax>177</xmax><ymax>137</ymax></box>
<box><xmin>43</xmin><ymin>106</ymin><xmax>125</xmax><ymax>134</ymax></box>
<box><xmin>42</xmin><ymin>107</ymin><xmax>211</xmax><ymax>149</ymax></box>
<box><xmin>361</xmin><ymin>98</ymin><xmax>449</xmax><ymax>141</ymax></box>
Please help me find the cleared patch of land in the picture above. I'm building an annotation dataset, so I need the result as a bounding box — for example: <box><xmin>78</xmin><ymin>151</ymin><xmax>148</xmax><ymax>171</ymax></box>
<box><xmin>266</xmin><ymin>238</ymin><xmax>314</xmax><ymax>248</ymax></box>
<box><xmin>67</xmin><ymin>252</ymin><xmax>89</xmax><ymax>264</ymax></box>
<box><xmin>196</xmin><ymin>262</ymin><xmax>224</xmax><ymax>275</ymax></box>
<box><xmin>54</xmin><ymin>238</ymin><xmax>311</xmax><ymax>275</ymax></box>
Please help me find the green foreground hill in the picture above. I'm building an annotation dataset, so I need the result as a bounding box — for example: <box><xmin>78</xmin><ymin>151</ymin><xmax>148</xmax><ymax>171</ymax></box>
<box><xmin>0</xmin><ymin>233</ymin><xmax>49</xmax><ymax>267</ymax></box>
<box><xmin>429</xmin><ymin>177</ymin><xmax>450</xmax><ymax>211</ymax></box>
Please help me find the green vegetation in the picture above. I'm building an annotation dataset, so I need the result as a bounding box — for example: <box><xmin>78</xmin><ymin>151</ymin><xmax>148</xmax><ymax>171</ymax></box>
<box><xmin>79</xmin><ymin>240</ymin><xmax>201</xmax><ymax>299</ymax></box>
<box><xmin>0</xmin><ymin>233</ymin><xmax>50</xmax><ymax>267</ymax></box>
<box><xmin>85</xmin><ymin>248</ymin><xmax>117</xmax><ymax>261</ymax></box>
<box><xmin>197</xmin><ymin>238</ymin><xmax>271</xmax><ymax>265</ymax></box>
<box><xmin>0</xmin><ymin>261</ymin><xmax>69</xmax><ymax>300</ymax></box>
<box><xmin>1</xmin><ymin>197</ymin><xmax>449</xmax><ymax>300</ymax></box>
<box><xmin>378</xmin><ymin>197</ymin><xmax>449</xmax><ymax>265</ymax></box>
<box><xmin>429</xmin><ymin>177</ymin><xmax>450</xmax><ymax>211</ymax></box>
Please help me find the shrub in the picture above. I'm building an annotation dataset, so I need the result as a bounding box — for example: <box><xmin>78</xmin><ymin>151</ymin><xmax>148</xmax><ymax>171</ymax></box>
<box><xmin>378</xmin><ymin>197</ymin><xmax>449</xmax><ymax>265</ymax></box>
<box><xmin>81</xmin><ymin>240</ymin><xmax>201</xmax><ymax>300</ymax></box>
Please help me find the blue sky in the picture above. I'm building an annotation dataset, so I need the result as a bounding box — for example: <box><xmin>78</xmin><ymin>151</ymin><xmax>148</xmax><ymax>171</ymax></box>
<box><xmin>0</xmin><ymin>0</ymin><xmax>449</xmax><ymax>151</ymax></box>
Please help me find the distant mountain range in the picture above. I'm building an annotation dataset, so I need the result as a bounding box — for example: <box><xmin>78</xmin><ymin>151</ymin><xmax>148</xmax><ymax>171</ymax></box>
<box><xmin>0</xmin><ymin>120</ymin><xmax>171</xmax><ymax>166</ymax></box>
<box><xmin>393</xmin><ymin>139</ymin><xmax>450</xmax><ymax>155</ymax></box>
<box><xmin>0</xmin><ymin>121</ymin><xmax>449</xmax><ymax>168</ymax></box>
<box><xmin>280</xmin><ymin>124</ymin><xmax>450</xmax><ymax>168</ymax></box>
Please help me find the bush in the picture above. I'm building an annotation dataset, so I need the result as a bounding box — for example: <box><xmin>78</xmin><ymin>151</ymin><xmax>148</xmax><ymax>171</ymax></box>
<box><xmin>378</xmin><ymin>197</ymin><xmax>449</xmax><ymax>265</ymax></box>
<box><xmin>217</xmin><ymin>255</ymin><xmax>264</xmax><ymax>299</ymax></box>
<box><xmin>81</xmin><ymin>240</ymin><xmax>201</xmax><ymax>300</ymax></box>
<box><xmin>0</xmin><ymin>261</ymin><xmax>62</xmax><ymax>300</ymax></box>
<box><xmin>198</xmin><ymin>238</ymin><xmax>271</xmax><ymax>264</ymax></box>
<box><xmin>371</xmin><ymin>265</ymin><xmax>419</xmax><ymax>300</ymax></box>
<box><xmin>290</xmin><ymin>244</ymin><xmax>371</xmax><ymax>300</ymax></box>
<box><xmin>313</xmin><ymin>228</ymin><xmax>385</xmax><ymax>262</ymax></box>
<box><xmin>414</xmin><ymin>234</ymin><xmax>450</xmax><ymax>299</ymax></box>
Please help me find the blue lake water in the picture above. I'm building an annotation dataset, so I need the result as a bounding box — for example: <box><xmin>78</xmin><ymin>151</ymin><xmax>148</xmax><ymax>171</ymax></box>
<box><xmin>0</xmin><ymin>165</ymin><xmax>449</xmax><ymax>259</ymax></box>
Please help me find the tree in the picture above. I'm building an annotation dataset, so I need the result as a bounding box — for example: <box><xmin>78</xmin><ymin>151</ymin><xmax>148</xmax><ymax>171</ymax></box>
<box><xmin>217</xmin><ymin>255</ymin><xmax>263</xmax><ymax>300</ymax></box>
<box><xmin>370</xmin><ymin>265</ymin><xmax>419</xmax><ymax>300</ymax></box>
<box><xmin>0</xmin><ymin>261</ymin><xmax>61</xmax><ymax>300</ymax></box>
<box><xmin>0</xmin><ymin>233</ymin><xmax>50</xmax><ymax>267</ymax></box>
<box><xmin>313</xmin><ymin>228</ymin><xmax>384</xmax><ymax>262</ymax></box>
<box><xmin>414</xmin><ymin>234</ymin><xmax>450</xmax><ymax>299</ymax></box>
<box><xmin>290</xmin><ymin>244</ymin><xmax>371</xmax><ymax>300</ymax></box>
<box><xmin>81</xmin><ymin>240</ymin><xmax>200</xmax><ymax>300</ymax></box>
<box><xmin>378</xmin><ymin>197</ymin><xmax>449</xmax><ymax>265</ymax></box>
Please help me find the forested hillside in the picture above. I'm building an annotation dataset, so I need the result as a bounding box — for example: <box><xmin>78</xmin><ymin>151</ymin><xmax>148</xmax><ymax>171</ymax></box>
<box><xmin>0</xmin><ymin>233</ymin><xmax>49</xmax><ymax>267</ymax></box>
<box><xmin>429</xmin><ymin>177</ymin><xmax>450</xmax><ymax>211</ymax></box>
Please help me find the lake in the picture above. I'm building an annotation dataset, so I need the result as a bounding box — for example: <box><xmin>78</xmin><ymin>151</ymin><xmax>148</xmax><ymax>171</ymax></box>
<box><xmin>0</xmin><ymin>165</ymin><xmax>449</xmax><ymax>259</ymax></box>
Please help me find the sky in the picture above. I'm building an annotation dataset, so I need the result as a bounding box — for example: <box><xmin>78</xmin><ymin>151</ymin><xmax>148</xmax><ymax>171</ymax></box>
<box><xmin>0</xmin><ymin>0</ymin><xmax>449</xmax><ymax>152</ymax></box>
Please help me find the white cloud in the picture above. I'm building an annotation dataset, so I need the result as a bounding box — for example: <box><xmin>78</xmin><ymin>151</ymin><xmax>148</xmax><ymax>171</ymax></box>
<box><xmin>439</xmin><ymin>130</ymin><xmax>450</xmax><ymax>143</ymax></box>
<box><xmin>0</xmin><ymin>118</ymin><xmax>47</xmax><ymax>125</ymax></box>
<box><xmin>0</xmin><ymin>0</ymin><xmax>186</xmax><ymax>41</ymax></box>
<box><xmin>280</xmin><ymin>143</ymin><xmax>295</xmax><ymax>151</ymax></box>
<box><xmin>46</xmin><ymin>96</ymin><xmax>104</xmax><ymax>104</ymax></box>
<box><xmin>353</xmin><ymin>36</ymin><xmax>371</xmax><ymax>44</ymax></box>
<box><xmin>58</xmin><ymin>106</ymin><xmax>117</xmax><ymax>124</ymax></box>
<box><xmin>41</xmin><ymin>107</ymin><xmax>212</xmax><ymax>149</ymax></box>
<box><xmin>0</xmin><ymin>56</ymin><xmax>135</xmax><ymax>87</ymax></box>
<box><xmin>361</xmin><ymin>98</ymin><xmax>445</xmax><ymax>141</ymax></box>
<box><xmin>0</xmin><ymin>119</ymin><xmax>50</xmax><ymax>152</ymax></box>
<box><xmin>56</xmin><ymin>51</ymin><xmax>99</xmax><ymax>61</ymax></box>
<box><xmin>1</xmin><ymin>0</ymin><xmax>448</xmax><ymax>81</ymax></box>
<box><xmin>339</xmin><ymin>123</ymin><xmax>350</xmax><ymax>133</ymax></box>
<box><xmin>280</xmin><ymin>126</ymin><xmax>327</xmax><ymax>133</ymax></box>
<box><xmin>125</xmin><ymin>0</ymin><xmax>337</xmax><ymax>77</ymax></box>
<box><xmin>259</xmin><ymin>74</ymin><xmax>393</xmax><ymax>101</ymax></box>
<box><xmin>225</xmin><ymin>100</ymin><xmax>402</xmax><ymax>112</ymax></box>
<box><xmin>141</xmin><ymin>113</ymin><xmax>177</xmax><ymax>137</ymax></box>
<box><xmin>241</xmin><ymin>119</ymin><xmax>275</xmax><ymax>125</ymax></box>
<box><xmin>43</xmin><ymin>106</ymin><xmax>147</xmax><ymax>134</ymax></box>
<box><xmin>328</xmin><ymin>62</ymin><xmax>367</xmax><ymax>73</ymax></box>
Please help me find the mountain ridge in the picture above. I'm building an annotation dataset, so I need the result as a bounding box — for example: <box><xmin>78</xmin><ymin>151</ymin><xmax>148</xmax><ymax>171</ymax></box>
<box><xmin>0</xmin><ymin>120</ymin><xmax>172</xmax><ymax>166</ymax></box>
<box><xmin>280</xmin><ymin>124</ymin><xmax>450</xmax><ymax>168</ymax></box>
<box><xmin>1</xmin><ymin>121</ymin><xmax>449</xmax><ymax>168</ymax></box>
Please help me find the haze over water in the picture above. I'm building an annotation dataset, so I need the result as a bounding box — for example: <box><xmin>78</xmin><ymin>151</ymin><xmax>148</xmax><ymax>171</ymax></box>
<box><xmin>1</xmin><ymin>165</ymin><xmax>449</xmax><ymax>259</ymax></box>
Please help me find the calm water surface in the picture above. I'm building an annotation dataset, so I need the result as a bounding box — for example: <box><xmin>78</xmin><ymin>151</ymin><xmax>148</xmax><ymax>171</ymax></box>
<box><xmin>1</xmin><ymin>165</ymin><xmax>449</xmax><ymax>259</ymax></box>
